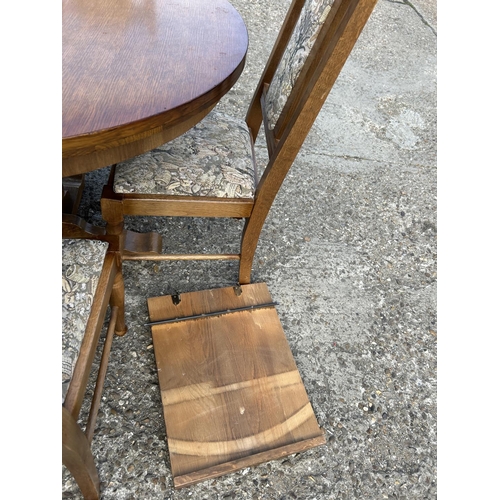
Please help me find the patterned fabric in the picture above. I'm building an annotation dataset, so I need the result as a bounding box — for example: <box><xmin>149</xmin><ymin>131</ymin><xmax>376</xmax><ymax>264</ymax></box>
<box><xmin>113</xmin><ymin>111</ymin><xmax>255</xmax><ymax>199</ymax></box>
<box><xmin>265</xmin><ymin>0</ymin><xmax>336</xmax><ymax>129</ymax></box>
<box><xmin>62</xmin><ymin>239</ymin><xmax>109</xmax><ymax>403</ymax></box>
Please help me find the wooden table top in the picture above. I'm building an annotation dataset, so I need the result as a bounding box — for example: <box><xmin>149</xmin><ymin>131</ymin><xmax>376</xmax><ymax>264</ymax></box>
<box><xmin>62</xmin><ymin>0</ymin><xmax>248</xmax><ymax>177</ymax></box>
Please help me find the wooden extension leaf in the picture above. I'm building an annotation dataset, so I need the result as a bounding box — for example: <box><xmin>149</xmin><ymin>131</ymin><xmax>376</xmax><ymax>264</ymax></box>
<box><xmin>147</xmin><ymin>283</ymin><xmax>326</xmax><ymax>488</ymax></box>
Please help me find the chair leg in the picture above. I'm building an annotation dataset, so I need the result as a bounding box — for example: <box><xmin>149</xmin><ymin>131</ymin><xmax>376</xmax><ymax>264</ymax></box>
<box><xmin>239</xmin><ymin>156</ymin><xmax>297</xmax><ymax>284</ymax></box>
<box><xmin>111</xmin><ymin>261</ymin><xmax>127</xmax><ymax>336</ymax></box>
<box><xmin>238</xmin><ymin>217</ymin><xmax>263</xmax><ymax>285</ymax></box>
<box><xmin>101</xmin><ymin>183</ymin><xmax>126</xmax><ymax>252</ymax></box>
<box><xmin>101</xmin><ymin>190</ymin><xmax>128</xmax><ymax>336</ymax></box>
<box><xmin>62</xmin><ymin>406</ymin><xmax>100</xmax><ymax>500</ymax></box>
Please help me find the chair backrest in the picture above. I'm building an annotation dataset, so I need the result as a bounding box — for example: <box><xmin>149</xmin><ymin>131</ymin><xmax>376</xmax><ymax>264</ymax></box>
<box><xmin>247</xmin><ymin>0</ymin><xmax>378</xmax><ymax>170</ymax></box>
<box><xmin>238</xmin><ymin>0</ymin><xmax>378</xmax><ymax>283</ymax></box>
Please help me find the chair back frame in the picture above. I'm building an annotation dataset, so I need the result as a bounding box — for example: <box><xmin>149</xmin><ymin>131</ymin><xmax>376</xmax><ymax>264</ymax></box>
<box><xmin>62</xmin><ymin>230</ymin><xmax>127</xmax><ymax>499</ymax></box>
<box><xmin>240</xmin><ymin>0</ymin><xmax>378</xmax><ymax>282</ymax></box>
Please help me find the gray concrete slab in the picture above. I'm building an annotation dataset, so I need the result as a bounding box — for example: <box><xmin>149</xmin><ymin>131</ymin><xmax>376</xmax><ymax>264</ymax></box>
<box><xmin>63</xmin><ymin>0</ymin><xmax>437</xmax><ymax>498</ymax></box>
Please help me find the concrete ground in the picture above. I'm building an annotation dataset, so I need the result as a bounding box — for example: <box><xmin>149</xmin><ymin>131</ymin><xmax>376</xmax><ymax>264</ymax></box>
<box><xmin>63</xmin><ymin>0</ymin><xmax>437</xmax><ymax>498</ymax></box>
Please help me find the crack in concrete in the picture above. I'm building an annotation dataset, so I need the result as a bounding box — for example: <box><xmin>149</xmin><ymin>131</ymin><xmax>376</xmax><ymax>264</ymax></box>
<box><xmin>386</xmin><ymin>0</ymin><xmax>437</xmax><ymax>36</ymax></box>
<box><xmin>301</xmin><ymin>149</ymin><xmax>435</xmax><ymax>169</ymax></box>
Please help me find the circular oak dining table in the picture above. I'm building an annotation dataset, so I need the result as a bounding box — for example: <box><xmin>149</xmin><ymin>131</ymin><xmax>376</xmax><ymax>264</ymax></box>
<box><xmin>62</xmin><ymin>0</ymin><xmax>248</xmax><ymax>177</ymax></box>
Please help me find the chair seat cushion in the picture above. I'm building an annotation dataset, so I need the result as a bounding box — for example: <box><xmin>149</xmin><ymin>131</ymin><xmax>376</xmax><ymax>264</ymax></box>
<box><xmin>113</xmin><ymin>111</ymin><xmax>256</xmax><ymax>199</ymax></box>
<box><xmin>62</xmin><ymin>239</ymin><xmax>109</xmax><ymax>402</ymax></box>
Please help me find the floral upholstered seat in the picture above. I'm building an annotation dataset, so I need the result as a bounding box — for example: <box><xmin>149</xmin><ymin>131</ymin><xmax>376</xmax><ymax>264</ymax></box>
<box><xmin>62</xmin><ymin>238</ymin><xmax>109</xmax><ymax>402</ymax></box>
<box><xmin>113</xmin><ymin>112</ymin><xmax>255</xmax><ymax>199</ymax></box>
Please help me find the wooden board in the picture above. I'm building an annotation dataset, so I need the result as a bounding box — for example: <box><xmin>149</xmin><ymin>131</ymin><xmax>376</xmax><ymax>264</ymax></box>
<box><xmin>147</xmin><ymin>283</ymin><xmax>325</xmax><ymax>488</ymax></box>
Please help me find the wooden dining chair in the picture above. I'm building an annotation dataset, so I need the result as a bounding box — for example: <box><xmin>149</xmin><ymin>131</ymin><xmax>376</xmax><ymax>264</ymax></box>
<box><xmin>62</xmin><ymin>234</ymin><xmax>127</xmax><ymax>500</ymax></box>
<box><xmin>101</xmin><ymin>0</ymin><xmax>379</xmax><ymax>284</ymax></box>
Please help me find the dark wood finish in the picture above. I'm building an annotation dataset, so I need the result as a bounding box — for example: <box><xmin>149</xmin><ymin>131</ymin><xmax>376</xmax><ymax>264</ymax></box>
<box><xmin>147</xmin><ymin>283</ymin><xmax>326</xmax><ymax>488</ymax></box>
<box><xmin>239</xmin><ymin>0</ymin><xmax>379</xmax><ymax>284</ymax></box>
<box><xmin>121</xmin><ymin>194</ymin><xmax>254</xmax><ymax>219</ymax></box>
<box><xmin>62</xmin><ymin>175</ymin><xmax>85</xmax><ymax>214</ymax></box>
<box><xmin>86</xmin><ymin>306</ymin><xmax>118</xmax><ymax>441</ymax></box>
<box><xmin>101</xmin><ymin>0</ymin><xmax>379</xmax><ymax>284</ymax></box>
<box><xmin>62</xmin><ymin>214</ymin><xmax>106</xmax><ymax>240</ymax></box>
<box><xmin>62</xmin><ymin>243</ymin><xmax>127</xmax><ymax>499</ymax></box>
<box><xmin>62</xmin><ymin>0</ymin><xmax>248</xmax><ymax>177</ymax></box>
<box><xmin>123</xmin><ymin>229</ymin><xmax>163</xmax><ymax>257</ymax></box>
<box><xmin>124</xmin><ymin>253</ymin><xmax>240</xmax><ymax>261</ymax></box>
<box><xmin>63</xmin><ymin>406</ymin><xmax>100</xmax><ymax>500</ymax></box>
<box><xmin>63</xmin><ymin>107</ymin><xmax>217</xmax><ymax>178</ymax></box>
<box><xmin>62</xmin><ymin>213</ymin><xmax>162</xmax><ymax>257</ymax></box>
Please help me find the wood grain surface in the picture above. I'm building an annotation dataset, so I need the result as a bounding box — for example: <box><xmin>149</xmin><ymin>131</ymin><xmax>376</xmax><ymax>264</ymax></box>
<box><xmin>62</xmin><ymin>0</ymin><xmax>248</xmax><ymax>174</ymax></box>
<box><xmin>147</xmin><ymin>284</ymin><xmax>325</xmax><ymax>487</ymax></box>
